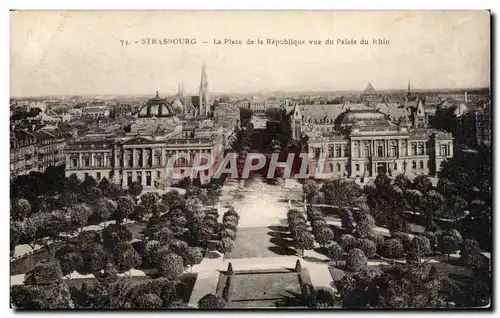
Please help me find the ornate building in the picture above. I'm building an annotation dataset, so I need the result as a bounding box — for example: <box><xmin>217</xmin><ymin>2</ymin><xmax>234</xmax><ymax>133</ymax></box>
<box><xmin>65</xmin><ymin>92</ymin><xmax>224</xmax><ymax>189</ymax></box>
<box><xmin>305</xmin><ymin>108</ymin><xmax>453</xmax><ymax>179</ymax></box>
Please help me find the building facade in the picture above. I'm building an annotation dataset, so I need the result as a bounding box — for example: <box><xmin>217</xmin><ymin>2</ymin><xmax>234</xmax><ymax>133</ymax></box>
<box><xmin>305</xmin><ymin>109</ymin><xmax>453</xmax><ymax>179</ymax></box>
<box><xmin>10</xmin><ymin>128</ymin><xmax>66</xmax><ymax>177</ymax></box>
<box><xmin>65</xmin><ymin>93</ymin><xmax>224</xmax><ymax>189</ymax></box>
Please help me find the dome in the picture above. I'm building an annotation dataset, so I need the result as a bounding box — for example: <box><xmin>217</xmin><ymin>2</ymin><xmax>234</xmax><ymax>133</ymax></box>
<box><xmin>138</xmin><ymin>92</ymin><xmax>176</xmax><ymax>118</ymax></box>
<box><xmin>335</xmin><ymin>109</ymin><xmax>391</xmax><ymax>129</ymax></box>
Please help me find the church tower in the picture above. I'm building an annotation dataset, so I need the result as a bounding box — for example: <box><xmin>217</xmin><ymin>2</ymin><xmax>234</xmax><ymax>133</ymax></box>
<box><xmin>199</xmin><ymin>63</ymin><xmax>210</xmax><ymax>116</ymax></box>
<box><xmin>406</xmin><ymin>80</ymin><xmax>411</xmax><ymax>102</ymax></box>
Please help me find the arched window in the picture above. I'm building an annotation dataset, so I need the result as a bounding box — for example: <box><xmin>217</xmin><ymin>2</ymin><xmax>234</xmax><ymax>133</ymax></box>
<box><xmin>420</xmin><ymin>160</ymin><xmax>424</xmax><ymax>169</ymax></box>
<box><xmin>336</xmin><ymin>163</ymin><xmax>341</xmax><ymax>172</ymax></box>
<box><xmin>412</xmin><ymin>161</ymin><xmax>417</xmax><ymax>169</ymax></box>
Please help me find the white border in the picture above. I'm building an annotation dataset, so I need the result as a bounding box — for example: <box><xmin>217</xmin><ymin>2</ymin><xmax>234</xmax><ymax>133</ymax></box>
<box><xmin>2</xmin><ymin>1</ymin><xmax>498</xmax><ymax>318</ymax></box>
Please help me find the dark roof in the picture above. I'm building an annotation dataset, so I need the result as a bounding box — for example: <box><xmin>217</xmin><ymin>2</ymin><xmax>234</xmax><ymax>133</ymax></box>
<box><xmin>335</xmin><ymin>109</ymin><xmax>391</xmax><ymax>128</ymax></box>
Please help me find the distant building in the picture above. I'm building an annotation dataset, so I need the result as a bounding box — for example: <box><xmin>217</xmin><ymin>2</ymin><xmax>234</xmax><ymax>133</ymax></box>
<box><xmin>305</xmin><ymin>109</ymin><xmax>453</xmax><ymax>178</ymax></box>
<box><xmin>65</xmin><ymin>92</ymin><xmax>225</xmax><ymax>189</ymax></box>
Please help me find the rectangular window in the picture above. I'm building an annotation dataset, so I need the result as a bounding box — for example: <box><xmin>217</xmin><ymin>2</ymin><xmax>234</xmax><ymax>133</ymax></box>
<box><xmin>84</xmin><ymin>158</ymin><xmax>90</xmax><ymax>167</ymax></box>
<box><xmin>328</xmin><ymin>147</ymin><xmax>334</xmax><ymax>158</ymax></box>
<box><xmin>412</xmin><ymin>144</ymin><xmax>417</xmax><ymax>156</ymax></box>
<box><xmin>335</xmin><ymin>147</ymin><xmax>342</xmax><ymax>158</ymax></box>
<box><xmin>156</xmin><ymin>156</ymin><xmax>161</xmax><ymax>166</ymax></box>
<box><xmin>96</xmin><ymin>157</ymin><xmax>102</xmax><ymax>167</ymax></box>
<box><xmin>156</xmin><ymin>171</ymin><xmax>161</xmax><ymax>179</ymax></box>
<box><xmin>146</xmin><ymin>175</ymin><xmax>152</xmax><ymax>186</ymax></box>
<box><xmin>96</xmin><ymin>172</ymin><xmax>101</xmax><ymax>180</ymax></box>
<box><xmin>314</xmin><ymin>148</ymin><xmax>321</xmax><ymax>159</ymax></box>
<box><xmin>355</xmin><ymin>164</ymin><xmax>360</xmax><ymax>172</ymax></box>
<box><xmin>72</xmin><ymin>158</ymin><xmax>78</xmax><ymax>168</ymax></box>
<box><xmin>377</xmin><ymin>146</ymin><xmax>383</xmax><ymax>157</ymax></box>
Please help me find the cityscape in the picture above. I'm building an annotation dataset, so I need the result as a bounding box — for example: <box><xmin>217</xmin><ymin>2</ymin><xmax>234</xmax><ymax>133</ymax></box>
<box><xmin>10</xmin><ymin>11</ymin><xmax>491</xmax><ymax>310</ymax></box>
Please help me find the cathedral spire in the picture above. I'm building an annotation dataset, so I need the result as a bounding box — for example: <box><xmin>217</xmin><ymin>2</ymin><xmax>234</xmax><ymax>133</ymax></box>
<box><xmin>199</xmin><ymin>63</ymin><xmax>210</xmax><ymax>116</ymax></box>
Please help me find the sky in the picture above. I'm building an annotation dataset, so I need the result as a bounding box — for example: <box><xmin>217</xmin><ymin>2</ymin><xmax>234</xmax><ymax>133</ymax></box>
<box><xmin>10</xmin><ymin>11</ymin><xmax>490</xmax><ymax>97</ymax></box>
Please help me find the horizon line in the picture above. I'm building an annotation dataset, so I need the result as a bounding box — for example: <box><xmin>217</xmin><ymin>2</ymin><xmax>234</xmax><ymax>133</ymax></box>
<box><xmin>10</xmin><ymin>85</ymin><xmax>490</xmax><ymax>99</ymax></box>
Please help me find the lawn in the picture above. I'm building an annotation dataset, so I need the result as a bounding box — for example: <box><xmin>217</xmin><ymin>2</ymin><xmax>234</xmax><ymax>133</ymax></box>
<box><xmin>225</xmin><ymin>226</ymin><xmax>296</xmax><ymax>259</ymax></box>
<box><xmin>215</xmin><ymin>269</ymin><xmax>308</xmax><ymax>308</ymax></box>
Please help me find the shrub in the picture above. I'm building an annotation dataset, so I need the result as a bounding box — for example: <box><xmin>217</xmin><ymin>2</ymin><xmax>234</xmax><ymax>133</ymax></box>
<box><xmin>354</xmin><ymin>214</ymin><xmax>375</xmax><ymax>239</ymax></box>
<box><xmin>345</xmin><ymin>248</ymin><xmax>367</xmax><ymax>272</ymax></box>
<box><xmin>198</xmin><ymin>293</ymin><xmax>225</xmax><ymax>309</ymax></box>
<box><xmin>24</xmin><ymin>259</ymin><xmax>63</xmax><ymax>286</ymax></box>
<box><xmin>222</xmin><ymin>219</ymin><xmax>238</xmax><ymax>231</ymax></box>
<box><xmin>356</xmin><ymin>239</ymin><xmax>376</xmax><ymax>258</ymax></box>
<box><xmin>217</xmin><ymin>237</ymin><xmax>235</xmax><ymax>254</ymax></box>
<box><xmin>220</xmin><ymin>228</ymin><xmax>236</xmax><ymax>240</ymax></box>
<box><xmin>312</xmin><ymin>226</ymin><xmax>334</xmax><ymax>247</ymax></box>
<box><xmin>339</xmin><ymin>234</ymin><xmax>357</xmax><ymax>252</ymax></box>
<box><xmin>133</xmin><ymin>293</ymin><xmax>163</xmax><ymax>309</ymax></box>
<box><xmin>295</xmin><ymin>232</ymin><xmax>315</xmax><ymax>251</ymax></box>
<box><xmin>325</xmin><ymin>242</ymin><xmax>343</xmax><ymax>265</ymax></box>
<box><xmin>311</xmin><ymin>219</ymin><xmax>328</xmax><ymax>231</ymax></box>
<box><xmin>158</xmin><ymin>253</ymin><xmax>184</xmax><ymax>280</ymax></box>
<box><xmin>380</xmin><ymin>238</ymin><xmax>404</xmax><ymax>259</ymax></box>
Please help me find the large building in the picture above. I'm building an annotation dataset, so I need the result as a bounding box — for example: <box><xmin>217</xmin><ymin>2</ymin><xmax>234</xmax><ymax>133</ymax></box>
<box><xmin>65</xmin><ymin>92</ymin><xmax>225</xmax><ymax>189</ymax></box>
<box><xmin>10</xmin><ymin>127</ymin><xmax>66</xmax><ymax>177</ymax></box>
<box><xmin>304</xmin><ymin>108</ymin><xmax>453</xmax><ymax>179</ymax></box>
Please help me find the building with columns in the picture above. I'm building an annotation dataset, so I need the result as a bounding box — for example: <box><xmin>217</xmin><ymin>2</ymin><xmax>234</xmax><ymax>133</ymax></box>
<box><xmin>305</xmin><ymin>108</ymin><xmax>453</xmax><ymax>179</ymax></box>
<box><xmin>65</xmin><ymin>93</ymin><xmax>224</xmax><ymax>189</ymax></box>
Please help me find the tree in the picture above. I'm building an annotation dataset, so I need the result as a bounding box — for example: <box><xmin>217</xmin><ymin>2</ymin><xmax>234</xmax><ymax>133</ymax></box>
<box><xmin>346</xmin><ymin>248</ymin><xmax>368</xmax><ymax>272</ymax></box>
<box><xmin>325</xmin><ymin>242</ymin><xmax>343</xmax><ymax>266</ymax></box>
<box><xmin>422</xmin><ymin>190</ymin><xmax>445</xmax><ymax>223</ymax></box>
<box><xmin>113</xmin><ymin>243</ymin><xmax>142</xmax><ymax>274</ymax></box>
<box><xmin>69</xmin><ymin>203</ymin><xmax>93</xmax><ymax>232</ymax></box>
<box><xmin>217</xmin><ymin>237</ymin><xmax>235</xmax><ymax>254</ymax></box>
<box><xmin>436</xmin><ymin>178</ymin><xmax>457</xmax><ymax>198</ymax></box>
<box><xmin>295</xmin><ymin>231</ymin><xmax>315</xmax><ymax>254</ymax></box>
<box><xmin>161</xmin><ymin>191</ymin><xmax>185</xmax><ymax>212</ymax></box>
<box><xmin>198</xmin><ymin>293</ymin><xmax>225</xmax><ymax>309</ymax></box>
<box><xmin>356</xmin><ymin>239</ymin><xmax>376</xmax><ymax>258</ymax></box>
<box><xmin>152</xmin><ymin>227</ymin><xmax>174</xmax><ymax>244</ymax></box>
<box><xmin>24</xmin><ymin>259</ymin><xmax>63</xmax><ymax>286</ymax></box>
<box><xmin>58</xmin><ymin>252</ymin><xmax>83</xmax><ymax>277</ymax></box>
<box><xmin>404</xmin><ymin>189</ymin><xmax>422</xmax><ymax>215</ymax></box>
<box><xmin>354</xmin><ymin>214</ymin><xmax>375</xmax><ymax>239</ymax></box>
<box><xmin>461</xmin><ymin>239</ymin><xmax>481</xmax><ymax>259</ymax></box>
<box><xmin>11</xmin><ymin>198</ymin><xmax>31</xmax><ymax>221</ymax></box>
<box><xmin>115</xmin><ymin>196</ymin><xmax>136</xmax><ymax>223</ymax></box>
<box><xmin>220</xmin><ymin>228</ymin><xmax>236</xmax><ymax>240</ymax></box>
<box><xmin>103</xmin><ymin>224</ymin><xmax>132</xmax><ymax>250</ymax></box>
<box><xmin>140</xmin><ymin>192</ymin><xmax>160</xmax><ymax>217</ymax></box>
<box><xmin>380</xmin><ymin>238</ymin><xmax>404</xmax><ymax>260</ymax></box>
<box><xmin>413</xmin><ymin>175</ymin><xmax>433</xmax><ymax>194</ymax></box>
<box><xmin>322</xmin><ymin>179</ymin><xmax>362</xmax><ymax>207</ymax></box>
<box><xmin>303</xmin><ymin>179</ymin><xmax>320</xmax><ymax>203</ymax></box>
<box><xmin>340</xmin><ymin>234</ymin><xmax>357</xmax><ymax>252</ymax></box>
<box><xmin>463</xmin><ymin>245</ymin><xmax>484</xmax><ymax>271</ymax></box>
<box><xmin>128</xmin><ymin>181</ymin><xmax>143</xmax><ymax>198</ymax></box>
<box><xmin>444</xmin><ymin>195</ymin><xmax>468</xmax><ymax>219</ymax></box>
<box><xmin>375</xmin><ymin>263</ymin><xmax>444</xmax><ymax>308</ymax></box>
<box><xmin>133</xmin><ymin>293</ymin><xmax>163</xmax><ymax>309</ymax></box>
<box><xmin>91</xmin><ymin>198</ymin><xmax>114</xmax><ymax>226</ymax></box>
<box><xmin>312</xmin><ymin>288</ymin><xmax>336</xmax><ymax>308</ymax></box>
<box><xmin>80</xmin><ymin>243</ymin><xmax>108</xmax><ymax>274</ymax></box>
<box><xmin>158</xmin><ymin>253</ymin><xmax>184</xmax><ymax>280</ymax></box>
<box><xmin>406</xmin><ymin>236</ymin><xmax>431</xmax><ymax>263</ymax></box>
<box><xmin>394</xmin><ymin>174</ymin><xmax>412</xmax><ymax>192</ymax></box>
<box><xmin>423</xmin><ymin>231</ymin><xmax>438</xmax><ymax>255</ymax></box>
<box><xmin>312</xmin><ymin>225</ymin><xmax>334</xmax><ymax>247</ymax></box>
<box><xmin>439</xmin><ymin>234</ymin><xmax>461</xmax><ymax>262</ymax></box>
<box><xmin>340</xmin><ymin>208</ymin><xmax>355</xmax><ymax>233</ymax></box>
<box><xmin>11</xmin><ymin>285</ymin><xmax>50</xmax><ymax>309</ymax></box>
<box><xmin>184</xmin><ymin>247</ymin><xmax>204</xmax><ymax>271</ymax></box>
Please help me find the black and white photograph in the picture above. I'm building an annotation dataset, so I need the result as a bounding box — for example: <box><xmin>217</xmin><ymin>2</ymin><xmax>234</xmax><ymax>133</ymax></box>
<box><xmin>9</xmin><ymin>10</ymin><xmax>492</xmax><ymax>309</ymax></box>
